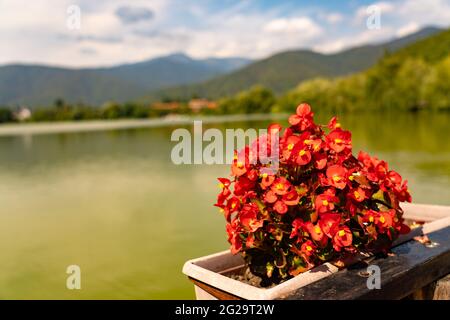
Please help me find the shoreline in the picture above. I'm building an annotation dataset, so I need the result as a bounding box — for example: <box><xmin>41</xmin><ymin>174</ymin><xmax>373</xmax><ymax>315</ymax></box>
<box><xmin>0</xmin><ymin>113</ymin><xmax>288</xmax><ymax>136</ymax></box>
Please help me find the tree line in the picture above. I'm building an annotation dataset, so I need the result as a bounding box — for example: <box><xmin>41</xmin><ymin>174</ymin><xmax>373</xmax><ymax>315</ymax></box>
<box><xmin>1</xmin><ymin>53</ymin><xmax>449</xmax><ymax>124</ymax></box>
<box><xmin>276</xmin><ymin>54</ymin><xmax>450</xmax><ymax>113</ymax></box>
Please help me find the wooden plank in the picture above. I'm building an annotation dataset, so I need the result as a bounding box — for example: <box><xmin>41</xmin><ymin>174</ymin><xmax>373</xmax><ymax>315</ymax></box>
<box><xmin>402</xmin><ymin>203</ymin><xmax>450</xmax><ymax>222</ymax></box>
<box><xmin>283</xmin><ymin>226</ymin><xmax>450</xmax><ymax>300</ymax></box>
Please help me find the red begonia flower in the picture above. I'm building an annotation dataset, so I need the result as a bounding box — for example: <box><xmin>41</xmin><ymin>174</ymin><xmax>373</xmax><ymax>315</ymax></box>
<box><xmin>326</xmin><ymin>165</ymin><xmax>348</xmax><ymax>189</ymax></box>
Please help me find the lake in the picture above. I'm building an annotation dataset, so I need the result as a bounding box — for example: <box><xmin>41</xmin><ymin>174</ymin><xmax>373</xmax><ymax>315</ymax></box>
<box><xmin>0</xmin><ymin>111</ymin><xmax>449</xmax><ymax>299</ymax></box>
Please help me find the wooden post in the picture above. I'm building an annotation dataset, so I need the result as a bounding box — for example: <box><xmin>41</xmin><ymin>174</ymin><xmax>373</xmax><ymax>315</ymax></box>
<box><xmin>433</xmin><ymin>274</ymin><xmax>450</xmax><ymax>300</ymax></box>
<box><xmin>408</xmin><ymin>274</ymin><xmax>450</xmax><ymax>300</ymax></box>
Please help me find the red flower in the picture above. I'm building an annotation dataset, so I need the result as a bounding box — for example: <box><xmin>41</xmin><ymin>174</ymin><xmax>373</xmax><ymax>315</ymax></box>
<box><xmin>376</xmin><ymin>210</ymin><xmax>393</xmax><ymax>231</ymax></box>
<box><xmin>326</xmin><ymin>129</ymin><xmax>351</xmax><ymax>153</ymax></box>
<box><xmin>260</xmin><ymin>173</ymin><xmax>275</xmax><ymax>189</ymax></box>
<box><xmin>246</xmin><ymin>233</ymin><xmax>256</xmax><ymax>248</ymax></box>
<box><xmin>332</xmin><ymin>226</ymin><xmax>353</xmax><ymax>251</ymax></box>
<box><xmin>271</xmin><ymin>177</ymin><xmax>290</xmax><ymax>195</ymax></box>
<box><xmin>326</xmin><ymin>165</ymin><xmax>348</xmax><ymax>189</ymax></box>
<box><xmin>268</xmin><ymin>123</ymin><xmax>282</xmax><ymax>135</ymax></box>
<box><xmin>231</xmin><ymin>158</ymin><xmax>247</xmax><ymax>176</ymax></box>
<box><xmin>313</xmin><ymin>152</ymin><xmax>327</xmax><ymax>169</ymax></box>
<box><xmin>358</xmin><ymin>150</ymin><xmax>372</xmax><ymax>167</ymax></box>
<box><xmin>296</xmin><ymin>103</ymin><xmax>313</xmax><ymax>117</ymax></box>
<box><xmin>241</xmin><ymin>191</ymin><xmax>257</xmax><ymax>203</ymax></box>
<box><xmin>215</xmin><ymin>178</ymin><xmax>231</xmax><ymax>207</ymax></box>
<box><xmin>315</xmin><ymin>191</ymin><xmax>338</xmax><ymax>214</ymax></box>
<box><xmin>282</xmin><ymin>135</ymin><xmax>300</xmax><ymax>160</ymax></box>
<box><xmin>349</xmin><ymin>187</ymin><xmax>366</xmax><ymax>202</ymax></box>
<box><xmin>327</xmin><ymin>116</ymin><xmax>341</xmax><ymax>130</ymax></box>
<box><xmin>227</xmin><ymin>196</ymin><xmax>241</xmax><ymax>213</ymax></box>
<box><xmin>246</xmin><ymin>169</ymin><xmax>259</xmax><ymax>181</ymax></box>
<box><xmin>395</xmin><ymin>180</ymin><xmax>412</xmax><ymax>202</ymax></box>
<box><xmin>288</xmin><ymin>103</ymin><xmax>315</xmax><ymax>131</ymax></box>
<box><xmin>264</xmin><ymin>190</ymin><xmax>278</xmax><ymax>203</ymax></box>
<box><xmin>304</xmin><ymin>222</ymin><xmax>327</xmax><ymax>247</ymax></box>
<box><xmin>387</xmin><ymin>170</ymin><xmax>402</xmax><ymax>186</ymax></box>
<box><xmin>215</xmin><ymin>189</ymin><xmax>230</xmax><ymax>207</ymax></box>
<box><xmin>305</xmin><ymin>138</ymin><xmax>323</xmax><ymax>153</ymax></box>
<box><xmin>234</xmin><ymin>176</ymin><xmax>255</xmax><ymax>196</ymax></box>
<box><xmin>375</xmin><ymin>161</ymin><xmax>389</xmax><ymax>180</ymax></box>
<box><xmin>290</xmin><ymin>218</ymin><xmax>305</xmax><ymax>241</ymax></box>
<box><xmin>282</xmin><ymin>189</ymin><xmax>300</xmax><ymax>206</ymax></box>
<box><xmin>378</xmin><ymin>168</ymin><xmax>411</xmax><ymax>203</ymax></box>
<box><xmin>226</xmin><ymin>220</ymin><xmax>242</xmax><ymax>254</ymax></box>
<box><xmin>218</xmin><ymin>178</ymin><xmax>231</xmax><ymax>188</ymax></box>
<box><xmin>274</xmin><ymin>200</ymin><xmax>288</xmax><ymax>214</ymax></box>
<box><xmin>301</xmin><ymin>240</ymin><xmax>316</xmax><ymax>257</ymax></box>
<box><xmin>319</xmin><ymin>213</ymin><xmax>341</xmax><ymax>238</ymax></box>
<box><xmin>291</xmin><ymin>142</ymin><xmax>312</xmax><ymax>165</ymax></box>
<box><xmin>358</xmin><ymin>151</ymin><xmax>389</xmax><ymax>183</ymax></box>
<box><xmin>361</xmin><ymin>210</ymin><xmax>378</xmax><ymax>225</ymax></box>
<box><xmin>240</xmin><ymin>203</ymin><xmax>264</xmax><ymax>232</ymax></box>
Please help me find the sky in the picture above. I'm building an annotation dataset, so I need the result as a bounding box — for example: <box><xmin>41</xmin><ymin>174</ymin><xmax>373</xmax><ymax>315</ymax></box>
<box><xmin>0</xmin><ymin>0</ymin><xmax>449</xmax><ymax>67</ymax></box>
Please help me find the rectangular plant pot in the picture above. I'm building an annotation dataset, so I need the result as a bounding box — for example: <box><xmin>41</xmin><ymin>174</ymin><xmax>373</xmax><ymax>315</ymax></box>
<box><xmin>182</xmin><ymin>203</ymin><xmax>450</xmax><ymax>300</ymax></box>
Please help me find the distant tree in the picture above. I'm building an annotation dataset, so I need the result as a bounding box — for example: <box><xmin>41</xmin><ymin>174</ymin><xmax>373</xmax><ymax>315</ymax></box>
<box><xmin>31</xmin><ymin>108</ymin><xmax>57</xmax><ymax>122</ymax></box>
<box><xmin>235</xmin><ymin>86</ymin><xmax>276</xmax><ymax>114</ymax></box>
<box><xmin>277</xmin><ymin>78</ymin><xmax>333</xmax><ymax>113</ymax></box>
<box><xmin>0</xmin><ymin>107</ymin><xmax>14</xmax><ymax>123</ymax></box>
<box><xmin>217</xmin><ymin>96</ymin><xmax>237</xmax><ymax>114</ymax></box>
<box><xmin>365</xmin><ymin>56</ymin><xmax>403</xmax><ymax>110</ymax></box>
<box><xmin>54</xmin><ymin>98</ymin><xmax>66</xmax><ymax>109</ymax></box>
<box><xmin>101</xmin><ymin>102</ymin><xmax>123</xmax><ymax>119</ymax></box>
<box><xmin>131</xmin><ymin>104</ymin><xmax>151</xmax><ymax>118</ymax></box>
<box><xmin>394</xmin><ymin>58</ymin><xmax>430</xmax><ymax>110</ymax></box>
<box><xmin>421</xmin><ymin>55</ymin><xmax>450</xmax><ymax>110</ymax></box>
<box><xmin>332</xmin><ymin>74</ymin><xmax>366</xmax><ymax>112</ymax></box>
<box><xmin>162</xmin><ymin>96</ymin><xmax>174</xmax><ymax>103</ymax></box>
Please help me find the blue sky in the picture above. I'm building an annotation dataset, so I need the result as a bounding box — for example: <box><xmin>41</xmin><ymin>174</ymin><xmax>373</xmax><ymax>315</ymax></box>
<box><xmin>0</xmin><ymin>0</ymin><xmax>449</xmax><ymax>67</ymax></box>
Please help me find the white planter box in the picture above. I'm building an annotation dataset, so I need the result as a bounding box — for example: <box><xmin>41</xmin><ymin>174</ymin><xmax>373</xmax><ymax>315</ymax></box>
<box><xmin>183</xmin><ymin>203</ymin><xmax>450</xmax><ymax>300</ymax></box>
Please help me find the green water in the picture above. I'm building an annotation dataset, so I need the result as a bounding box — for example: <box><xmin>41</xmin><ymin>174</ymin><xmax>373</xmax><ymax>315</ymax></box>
<box><xmin>0</xmin><ymin>112</ymin><xmax>449</xmax><ymax>299</ymax></box>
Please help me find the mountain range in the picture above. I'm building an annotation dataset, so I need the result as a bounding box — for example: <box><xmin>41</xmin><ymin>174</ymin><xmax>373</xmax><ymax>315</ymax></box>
<box><xmin>0</xmin><ymin>54</ymin><xmax>251</xmax><ymax>107</ymax></box>
<box><xmin>0</xmin><ymin>26</ymin><xmax>442</xmax><ymax>107</ymax></box>
<box><xmin>146</xmin><ymin>27</ymin><xmax>442</xmax><ymax>101</ymax></box>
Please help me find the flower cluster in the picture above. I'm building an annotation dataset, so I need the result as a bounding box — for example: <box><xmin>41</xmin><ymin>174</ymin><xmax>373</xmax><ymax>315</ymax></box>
<box><xmin>215</xmin><ymin>103</ymin><xmax>412</xmax><ymax>286</ymax></box>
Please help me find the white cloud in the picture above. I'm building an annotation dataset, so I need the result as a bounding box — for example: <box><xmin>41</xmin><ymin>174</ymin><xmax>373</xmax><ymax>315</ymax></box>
<box><xmin>313</xmin><ymin>27</ymin><xmax>394</xmax><ymax>53</ymax></box>
<box><xmin>396</xmin><ymin>0</ymin><xmax>450</xmax><ymax>26</ymax></box>
<box><xmin>0</xmin><ymin>0</ymin><xmax>449</xmax><ymax>67</ymax></box>
<box><xmin>264</xmin><ymin>17</ymin><xmax>322</xmax><ymax>35</ymax></box>
<box><xmin>353</xmin><ymin>0</ymin><xmax>450</xmax><ymax>28</ymax></box>
<box><xmin>325</xmin><ymin>0</ymin><xmax>450</xmax><ymax>53</ymax></box>
<box><xmin>396</xmin><ymin>22</ymin><xmax>420</xmax><ymax>37</ymax></box>
<box><xmin>184</xmin><ymin>15</ymin><xmax>323</xmax><ymax>59</ymax></box>
<box><xmin>322</xmin><ymin>12</ymin><xmax>344</xmax><ymax>24</ymax></box>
